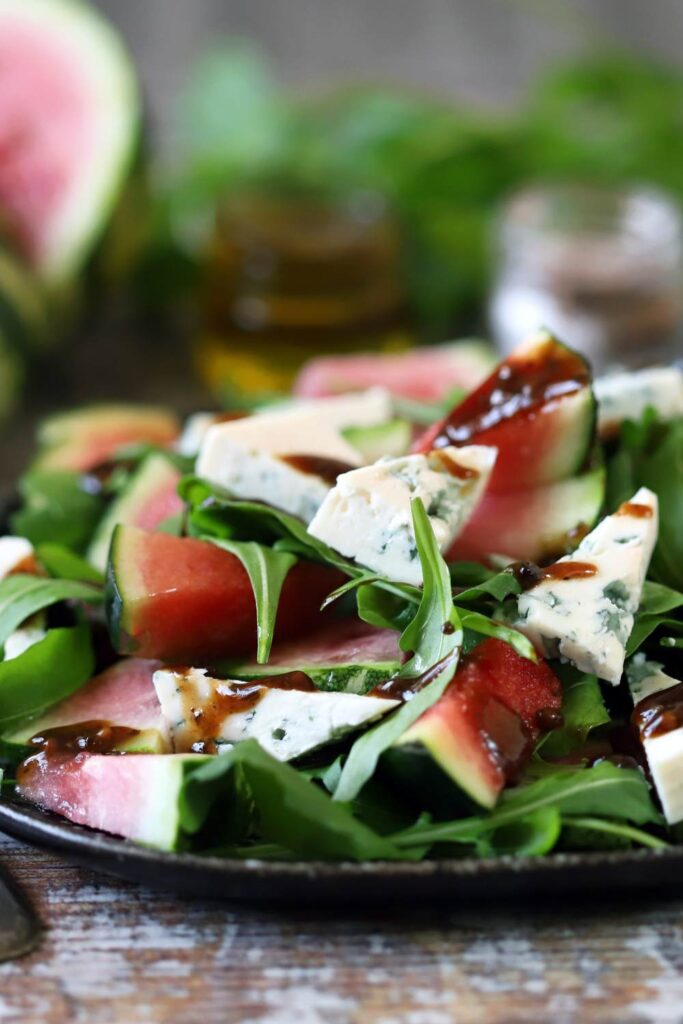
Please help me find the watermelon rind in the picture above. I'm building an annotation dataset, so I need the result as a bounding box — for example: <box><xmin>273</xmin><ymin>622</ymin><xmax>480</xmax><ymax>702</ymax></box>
<box><xmin>0</xmin><ymin>0</ymin><xmax>140</xmax><ymax>284</ymax></box>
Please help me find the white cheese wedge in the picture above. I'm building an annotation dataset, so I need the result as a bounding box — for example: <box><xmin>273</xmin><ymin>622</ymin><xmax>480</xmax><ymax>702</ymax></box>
<box><xmin>627</xmin><ymin>657</ymin><xmax>683</xmax><ymax>824</ymax></box>
<box><xmin>195</xmin><ymin>395</ymin><xmax>396</xmax><ymax>522</ymax></box>
<box><xmin>307</xmin><ymin>445</ymin><xmax>497</xmax><ymax>586</ymax></box>
<box><xmin>153</xmin><ymin>668</ymin><xmax>398</xmax><ymax>762</ymax></box>
<box><xmin>516</xmin><ymin>487</ymin><xmax>658</xmax><ymax>685</ymax></box>
<box><xmin>185</xmin><ymin>388</ymin><xmax>392</xmax><ymax>460</ymax></box>
<box><xmin>0</xmin><ymin>536</ymin><xmax>34</xmax><ymax>580</ymax></box>
<box><xmin>595</xmin><ymin>367</ymin><xmax>683</xmax><ymax>438</ymax></box>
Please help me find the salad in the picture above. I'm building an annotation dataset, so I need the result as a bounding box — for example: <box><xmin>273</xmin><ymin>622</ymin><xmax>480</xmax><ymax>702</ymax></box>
<box><xmin>1</xmin><ymin>331</ymin><xmax>683</xmax><ymax>863</ymax></box>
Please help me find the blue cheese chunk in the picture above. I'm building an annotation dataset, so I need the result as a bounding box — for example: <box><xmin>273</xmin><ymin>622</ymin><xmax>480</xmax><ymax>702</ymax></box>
<box><xmin>196</xmin><ymin>406</ymin><xmax>367</xmax><ymax>522</ymax></box>
<box><xmin>516</xmin><ymin>487</ymin><xmax>658</xmax><ymax>685</ymax></box>
<box><xmin>627</xmin><ymin>657</ymin><xmax>683</xmax><ymax>824</ymax></box>
<box><xmin>184</xmin><ymin>388</ymin><xmax>392</xmax><ymax>458</ymax></box>
<box><xmin>595</xmin><ymin>367</ymin><xmax>683</xmax><ymax>439</ymax></box>
<box><xmin>307</xmin><ymin>445</ymin><xmax>497</xmax><ymax>586</ymax></box>
<box><xmin>153</xmin><ymin>667</ymin><xmax>398</xmax><ymax>761</ymax></box>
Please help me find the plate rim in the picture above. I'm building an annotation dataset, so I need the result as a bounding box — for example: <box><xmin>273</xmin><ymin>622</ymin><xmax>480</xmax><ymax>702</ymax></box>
<box><xmin>1</xmin><ymin>793</ymin><xmax>681</xmax><ymax>885</ymax></box>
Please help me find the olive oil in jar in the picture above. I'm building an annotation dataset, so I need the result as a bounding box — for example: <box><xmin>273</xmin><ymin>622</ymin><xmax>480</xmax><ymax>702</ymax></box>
<box><xmin>196</xmin><ymin>188</ymin><xmax>412</xmax><ymax>400</ymax></box>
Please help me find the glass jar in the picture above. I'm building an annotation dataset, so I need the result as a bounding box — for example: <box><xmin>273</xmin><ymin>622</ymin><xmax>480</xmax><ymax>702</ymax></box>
<box><xmin>196</xmin><ymin>187</ymin><xmax>412</xmax><ymax>401</ymax></box>
<box><xmin>489</xmin><ymin>184</ymin><xmax>683</xmax><ymax>371</ymax></box>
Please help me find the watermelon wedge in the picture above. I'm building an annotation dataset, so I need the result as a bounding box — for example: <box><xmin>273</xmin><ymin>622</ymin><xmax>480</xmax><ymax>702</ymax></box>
<box><xmin>5</xmin><ymin>658</ymin><xmax>167</xmax><ymax>752</ymax></box>
<box><xmin>35</xmin><ymin>404</ymin><xmax>180</xmax><ymax>472</ymax></box>
<box><xmin>16</xmin><ymin>752</ymin><xmax>207</xmax><ymax>849</ymax></box>
<box><xmin>414</xmin><ymin>332</ymin><xmax>595</xmax><ymax>492</ymax></box>
<box><xmin>389</xmin><ymin>639</ymin><xmax>562</xmax><ymax>809</ymax></box>
<box><xmin>294</xmin><ymin>341</ymin><xmax>496</xmax><ymax>402</ymax></box>
<box><xmin>87</xmin><ymin>453</ymin><xmax>184</xmax><ymax>572</ymax></box>
<box><xmin>230</xmin><ymin>618</ymin><xmax>402</xmax><ymax>693</ymax></box>
<box><xmin>448</xmin><ymin>467</ymin><xmax>605</xmax><ymax>564</ymax></box>
<box><xmin>0</xmin><ymin>0</ymin><xmax>139</xmax><ymax>283</ymax></box>
<box><xmin>106</xmin><ymin>526</ymin><xmax>343</xmax><ymax>662</ymax></box>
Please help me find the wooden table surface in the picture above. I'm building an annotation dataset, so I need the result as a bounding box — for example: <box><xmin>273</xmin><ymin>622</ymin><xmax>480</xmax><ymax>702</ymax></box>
<box><xmin>1</xmin><ymin>833</ymin><xmax>683</xmax><ymax>1024</ymax></box>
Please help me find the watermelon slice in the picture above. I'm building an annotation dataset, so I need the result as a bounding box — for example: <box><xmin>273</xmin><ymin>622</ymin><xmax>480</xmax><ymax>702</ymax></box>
<box><xmin>5</xmin><ymin>658</ymin><xmax>167</xmax><ymax>752</ymax></box>
<box><xmin>87</xmin><ymin>453</ymin><xmax>184</xmax><ymax>572</ymax></box>
<box><xmin>389</xmin><ymin>639</ymin><xmax>562</xmax><ymax>809</ymax></box>
<box><xmin>106</xmin><ymin>526</ymin><xmax>343</xmax><ymax>662</ymax></box>
<box><xmin>16</xmin><ymin>752</ymin><xmax>207</xmax><ymax>849</ymax></box>
<box><xmin>414</xmin><ymin>332</ymin><xmax>595</xmax><ymax>492</ymax></box>
<box><xmin>448</xmin><ymin>467</ymin><xmax>605</xmax><ymax>564</ymax></box>
<box><xmin>230</xmin><ymin>618</ymin><xmax>402</xmax><ymax>693</ymax></box>
<box><xmin>293</xmin><ymin>341</ymin><xmax>496</xmax><ymax>402</ymax></box>
<box><xmin>0</xmin><ymin>0</ymin><xmax>139</xmax><ymax>283</ymax></box>
<box><xmin>35</xmin><ymin>404</ymin><xmax>180</xmax><ymax>472</ymax></box>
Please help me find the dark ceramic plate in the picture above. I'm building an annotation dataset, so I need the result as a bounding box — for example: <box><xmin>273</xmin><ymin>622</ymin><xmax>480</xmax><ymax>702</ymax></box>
<box><xmin>0</xmin><ymin>795</ymin><xmax>680</xmax><ymax>903</ymax></box>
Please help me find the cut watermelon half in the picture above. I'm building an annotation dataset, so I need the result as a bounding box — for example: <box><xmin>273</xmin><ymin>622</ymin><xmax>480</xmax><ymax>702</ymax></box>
<box><xmin>5</xmin><ymin>657</ymin><xmax>167</xmax><ymax>751</ymax></box>
<box><xmin>414</xmin><ymin>332</ymin><xmax>596</xmax><ymax>492</ymax></box>
<box><xmin>391</xmin><ymin>638</ymin><xmax>562</xmax><ymax>809</ymax></box>
<box><xmin>35</xmin><ymin>404</ymin><xmax>180</xmax><ymax>472</ymax></box>
<box><xmin>87</xmin><ymin>453</ymin><xmax>184</xmax><ymax>572</ymax></box>
<box><xmin>106</xmin><ymin>526</ymin><xmax>344</xmax><ymax>662</ymax></box>
<box><xmin>293</xmin><ymin>341</ymin><xmax>496</xmax><ymax>402</ymax></box>
<box><xmin>230</xmin><ymin>618</ymin><xmax>402</xmax><ymax>693</ymax></box>
<box><xmin>448</xmin><ymin>467</ymin><xmax>605</xmax><ymax>564</ymax></box>
<box><xmin>16</xmin><ymin>752</ymin><xmax>207</xmax><ymax>849</ymax></box>
<box><xmin>0</xmin><ymin>0</ymin><xmax>139</xmax><ymax>283</ymax></box>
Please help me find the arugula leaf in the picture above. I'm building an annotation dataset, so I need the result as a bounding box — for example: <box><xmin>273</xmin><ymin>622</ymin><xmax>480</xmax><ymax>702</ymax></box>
<box><xmin>606</xmin><ymin>417</ymin><xmax>683</xmax><ymax>592</ymax></box>
<box><xmin>0</xmin><ymin>626</ymin><xmax>94</xmax><ymax>727</ymax></box>
<box><xmin>454</xmin><ymin>567</ymin><xmax>522</xmax><ymax>604</ymax></box>
<box><xmin>474</xmin><ymin>806</ymin><xmax>562</xmax><ymax>858</ymax></box>
<box><xmin>206</xmin><ymin>538</ymin><xmax>296</xmax><ymax>663</ymax></box>
<box><xmin>36</xmin><ymin>544</ymin><xmax>104</xmax><ymax>584</ymax></box>
<box><xmin>391</xmin><ymin>762</ymin><xmax>661</xmax><ymax>850</ymax></box>
<box><xmin>333</xmin><ymin>499</ymin><xmax>462</xmax><ymax>803</ymax></box>
<box><xmin>11</xmin><ymin>471</ymin><xmax>104</xmax><ymax>553</ymax></box>
<box><xmin>458</xmin><ymin>609</ymin><xmax>535</xmax><ymax>661</ymax></box>
<box><xmin>356</xmin><ymin>584</ymin><xmax>416</xmax><ymax>633</ymax></box>
<box><xmin>627</xmin><ymin>580</ymin><xmax>683</xmax><ymax>654</ymax></box>
<box><xmin>539</xmin><ymin>666</ymin><xmax>610</xmax><ymax>759</ymax></box>
<box><xmin>0</xmin><ymin>575</ymin><xmax>102</xmax><ymax>649</ymax></box>
<box><xmin>180</xmin><ymin>740</ymin><xmax>398</xmax><ymax>860</ymax></box>
<box><xmin>561</xmin><ymin>816</ymin><xmax>669</xmax><ymax>852</ymax></box>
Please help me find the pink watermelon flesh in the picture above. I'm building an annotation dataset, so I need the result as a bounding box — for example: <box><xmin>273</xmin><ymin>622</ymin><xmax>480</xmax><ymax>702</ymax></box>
<box><xmin>0</xmin><ymin>4</ymin><xmax>135</xmax><ymax>277</ymax></box>
<box><xmin>16</xmin><ymin>752</ymin><xmax>205</xmax><ymax>848</ymax></box>
<box><xmin>134</xmin><ymin>474</ymin><xmax>183</xmax><ymax>531</ymax></box>
<box><xmin>264</xmin><ymin>619</ymin><xmax>401</xmax><ymax>670</ymax></box>
<box><xmin>11</xmin><ymin>658</ymin><xmax>164</xmax><ymax>743</ymax></box>
<box><xmin>293</xmin><ymin>343</ymin><xmax>495</xmax><ymax>402</ymax></box>
<box><xmin>448</xmin><ymin>469</ymin><xmax>604</xmax><ymax>564</ymax></box>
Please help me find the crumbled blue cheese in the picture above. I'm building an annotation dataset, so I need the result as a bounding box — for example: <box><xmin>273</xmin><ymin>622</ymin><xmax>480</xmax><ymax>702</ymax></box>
<box><xmin>627</xmin><ymin>657</ymin><xmax>683</xmax><ymax>824</ymax></box>
<box><xmin>516</xmin><ymin>487</ymin><xmax>658</xmax><ymax>686</ymax></box>
<box><xmin>153</xmin><ymin>667</ymin><xmax>398</xmax><ymax>761</ymax></box>
<box><xmin>307</xmin><ymin>445</ymin><xmax>497</xmax><ymax>586</ymax></box>
<box><xmin>595</xmin><ymin>367</ymin><xmax>683</xmax><ymax>438</ymax></box>
<box><xmin>0</xmin><ymin>536</ymin><xmax>34</xmax><ymax>580</ymax></box>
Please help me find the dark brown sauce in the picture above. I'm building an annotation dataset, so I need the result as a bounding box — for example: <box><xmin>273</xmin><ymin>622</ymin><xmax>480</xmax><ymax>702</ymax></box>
<box><xmin>510</xmin><ymin>559</ymin><xmax>597</xmax><ymax>591</ymax></box>
<box><xmin>371</xmin><ymin>650</ymin><xmax>459</xmax><ymax>701</ymax></box>
<box><xmin>279</xmin><ymin>454</ymin><xmax>356</xmax><ymax>485</ymax></box>
<box><xmin>177</xmin><ymin>670</ymin><xmax>317</xmax><ymax>754</ymax></box>
<box><xmin>17</xmin><ymin>720</ymin><xmax>139</xmax><ymax>786</ymax></box>
<box><xmin>479</xmin><ymin>694</ymin><xmax>535</xmax><ymax>784</ymax></box>
<box><xmin>618</xmin><ymin>501</ymin><xmax>654</xmax><ymax>519</ymax></box>
<box><xmin>430</xmin><ymin>451</ymin><xmax>479</xmax><ymax>481</ymax></box>
<box><xmin>632</xmin><ymin>681</ymin><xmax>683</xmax><ymax>740</ymax></box>
<box><xmin>432</xmin><ymin>339</ymin><xmax>589</xmax><ymax>446</ymax></box>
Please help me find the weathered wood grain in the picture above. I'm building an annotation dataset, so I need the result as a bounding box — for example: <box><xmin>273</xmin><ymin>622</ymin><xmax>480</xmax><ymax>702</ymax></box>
<box><xmin>1</xmin><ymin>833</ymin><xmax>682</xmax><ymax>1024</ymax></box>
